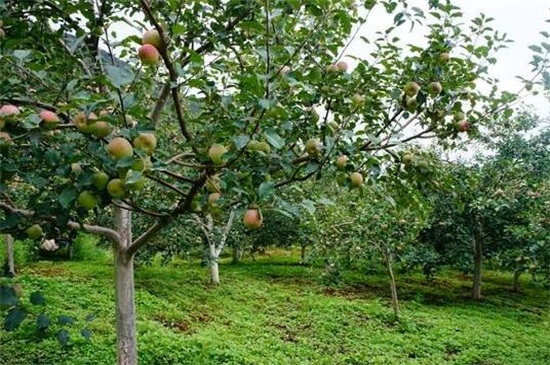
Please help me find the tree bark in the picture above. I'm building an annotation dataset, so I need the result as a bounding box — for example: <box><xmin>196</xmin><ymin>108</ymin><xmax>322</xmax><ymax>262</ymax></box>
<box><xmin>300</xmin><ymin>244</ymin><xmax>307</xmax><ymax>265</ymax></box>
<box><xmin>232</xmin><ymin>245</ymin><xmax>240</xmax><ymax>264</ymax></box>
<box><xmin>472</xmin><ymin>235</ymin><xmax>483</xmax><ymax>300</ymax></box>
<box><xmin>511</xmin><ymin>268</ymin><xmax>522</xmax><ymax>292</ymax></box>
<box><xmin>385</xmin><ymin>252</ymin><xmax>400</xmax><ymax>321</ymax></box>
<box><xmin>5</xmin><ymin>234</ymin><xmax>15</xmax><ymax>277</ymax></box>
<box><xmin>114</xmin><ymin>207</ymin><xmax>137</xmax><ymax>365</ymax></box>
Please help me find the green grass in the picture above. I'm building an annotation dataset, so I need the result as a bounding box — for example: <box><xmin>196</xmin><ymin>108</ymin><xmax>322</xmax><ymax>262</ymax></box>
<box><xmin>1</xmin><ymin>251</ymin><xmax>549</xmax><ymax>365</ymax></box>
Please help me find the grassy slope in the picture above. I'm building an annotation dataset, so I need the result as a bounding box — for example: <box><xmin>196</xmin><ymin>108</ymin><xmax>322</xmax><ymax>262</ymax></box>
<box><xmin>1</xmin><ymin>253</ymin><xmax>549</xmax><ymax>365</ymax></box>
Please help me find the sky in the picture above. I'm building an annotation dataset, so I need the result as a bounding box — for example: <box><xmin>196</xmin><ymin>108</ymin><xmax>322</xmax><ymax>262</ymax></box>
<box><xmin>344</xmin><ymin>0</ymin><xmax>550</xmax><ymax>118</ymax></box>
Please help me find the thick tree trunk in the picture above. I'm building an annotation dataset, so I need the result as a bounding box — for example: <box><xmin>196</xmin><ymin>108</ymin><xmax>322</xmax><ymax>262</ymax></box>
<box><xmin>385</xmin><ymin>253</ymin><xmax>400</xmax><ymax>321</ymax></box>
<box><xmin>5</xmin><ymin>234</ymin><xmax>15</xmax><ymax>277</ymax></box>
<box><xmin>114</xmin><ymin>207</ymin><xmax>137</xmax><ymax>365</ymax></box>
<box><xmin>472</xmin><ymin>235</ymin><xmax>483</xmax><ymax>300</ymax></box>
<box><xmin>511</xmin><ymin>269</ymin><xmax>522</xmax><ymax>292</ymax></box>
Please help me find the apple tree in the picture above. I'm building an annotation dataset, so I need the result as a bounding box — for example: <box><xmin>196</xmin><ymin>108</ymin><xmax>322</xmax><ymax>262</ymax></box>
<box><xmin>0</xmin><ymin>0</ymin><xmax>546</xmax><ymax>363</ymax></box>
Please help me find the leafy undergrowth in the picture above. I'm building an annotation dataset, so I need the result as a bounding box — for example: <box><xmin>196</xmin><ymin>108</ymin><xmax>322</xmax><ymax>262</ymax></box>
<box><xmin>1</xmin><ymin>253</ymin><xmax>549</xmax><ymax>365</ymax></box>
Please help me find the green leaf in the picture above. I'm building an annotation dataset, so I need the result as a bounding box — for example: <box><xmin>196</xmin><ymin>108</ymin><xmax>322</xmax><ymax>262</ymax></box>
<box><xmin>259</xmin><ymin>181</ymin><xmax>275</xmax><ymax>200</ymax></box>
<box><xmin>57</xmin><ymin>329</ymin><xmax>70</xmax><ymax>347</ymax></box>
<box><xmin>105</xmin><ymin>65</ymin><xmax>135</xmax><ymax>88</ymax></box>
<box><xmin>264</xmin><ymin>130</ymin><xmax>284</xmax><ymax>149</ymax></box>
<box><xmin>233</xmin><ymin>135</ymin><xmax>250</xmax><ymax>150</ymax></box>
<box><xmin>0</xmin><ymin>285</ymin><xmax>18</xmax><ymax>309</ymax></box>
<box><xmin>13</xmin><ymin>50</ymin><xmax>31</xmax><ymax>61</ymax></box>
<box><xmin>4</xmin><ymin>307</ymin><xmax>27</xmax><ymax>332</ymax></box>
<box><xmin>59</xmin><ymin>187</ymin><xmax>77</xmax><ymax>209</ymax></box>
<box><xmin>37</xmin><ymin>313</ymin><xmax>51</xmax><ymax>330</ymax></box>
<box><xmin>30</xmin><ymin>291</ymin><xmax>45</xmax><ymax>306</ymax></box>
<box><xmin>124</xmin><ymin>170</ymin><xmax>142</xmax><ymax>185</ymax></box>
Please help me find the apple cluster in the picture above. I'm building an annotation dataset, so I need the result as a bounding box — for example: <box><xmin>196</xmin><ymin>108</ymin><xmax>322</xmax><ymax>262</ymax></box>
<box><xmin>138</xmin><ymin>29</ymin><xmax>163</xmax><ymax>66</ymax></box>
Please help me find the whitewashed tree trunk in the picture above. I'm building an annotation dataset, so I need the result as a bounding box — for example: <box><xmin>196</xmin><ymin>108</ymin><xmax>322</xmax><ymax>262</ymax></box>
<box><xmin>385</xmin><ymin>251</ymin><xmax>400</xmax><ymax>321</ymax></box>
<box><xmin>196</xmin><ymin>211</ymin><xmax>235</xmax><ymax>285</ymax></box>
<box><xmin>5</xmin><ymin>234</ymin><xmax>15</xmax><ymax>277</ymax></box>
<box><xmin>114</xmin><ymin>207</ymin><xmax>137</xmax><ymax>365</ymax></box>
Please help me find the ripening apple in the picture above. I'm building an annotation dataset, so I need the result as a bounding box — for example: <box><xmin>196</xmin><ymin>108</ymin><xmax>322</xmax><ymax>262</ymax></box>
<box><xmin>130</xmin><ymin>156</ymin><xmax>152</xmax><ymax>171</ymax></box>
<box><xmin>142</xmin><ymin>29</ymin><xmax>162</xmax><ymax>49</ymax></box>
<box><xmin>417</xmin><ymin>160</ymin><xmax>428</xmax><ymax>169</ymax></box>
<box><xmin>77</xmin><ymin>191</ymin><xmax>99</xmax><ymax>210</ymax></box>
<box><xmin>133</xmin><ymin>133</ymin><xmax>157</xmax><ymax>155</ymax></box>
<box><xmin>404</xmin><ymin>81</ymin><xmax>420</xmax><ymax>97</ymax></box>
<box><xmin>208</xmin><ymin>192</ymin><xmax>221</xmax><ymax>206</ymax></box>
<box><xmin>208</xmin><ymin>144</ymin><xmax>227</xmax><ymax>165</ymax></box>
<box><xmin>405</xmin><ymin>97</ymin><xmax>418</xmax><ymax>112</ymax></box>
<box><xmin>326</xmin><ymin>64</ymin><xmax>339</xmax><ymax>73</ymax></box>
<box><xmin>455</xmin><ymin>120</ymin><xmax>469</xmax><ymax>132</ymax></box>
<box><xmin>247</xmin><ymin>140</ymin><xmax>260</xmax><ymax>151</ymax></box>
<box><xmin>138</xmin><ymin>44</ymin><xmax>160</xmax><ymax>66</ymax></box>
<box><xmin>305</xmin><ymin>138</ymin><xmax>322</xmax><ymax>156</ymax></box>
<box><xmin>439</xmin><ymin>52</ymin><xmax>450</xmax><ymax>63</ymax></box>
<box><xmin>335</xmin><ymin>155</ymin><xmax>348</xmax><ymax>170</ymax></box>
<box><xmin>0</xmin><ymin>104</ymin><xmax>20</xmax><ymax>118</ymax></box>
<box><xmin>107</xmin><ymin>178</ymin><xmax>126</xmax><ymax>199</ymax></box>
<box><xmin>257</xmin><ymin>141</ymin><xmax>271</xmax><ymax>154</ymax></box>
<box><xmin>25</xmin><ymin>224</ymin><xmax>43</xmax><ymax>240</ymax></box>
<box><xmin>108</xmin><ymin>137</ymin><xmax>134</xmax><ymax>160</ymax></box>
<box><xmin>402</xmin><ymin>153</ymin><xmax>414</xmax><ymax>165</ymax></box>
<box><xmin>351</xmin><ymin>94</ymin><xmax>365</xmax><ymax>106</ymax></box>
<box><xmin>90</xmin><ymin>121</ymin><xmax>112</xmax><ymax>138</ymax></box>
<box><xmin>71</xmin><ymin>162</ymin><xmax>82</xmax><ymax>174</ymax></box>
<box><xmin>453</xmin><ymin>112</ymin><xmax>465</xmax><ymax>122</ymax></box>
<box><xmin>243</xmin><ymin>208</ymin><xmax>263</xmax><ymax>229</ymax></box>
<box><xmin>92</xmin><ymin>171</ymin><xmax>109</xmax><ymax>190</ymax></box>
<box><xmin>0</xmin><ymin>28</ymin><xmax>4</xmax><ymax>39</ymax></box>
<box><xmin>428</xmin><ymin>81</ymin><xmax>442</xmax><ymax>96</ymax></box>
<box><xmin>336</xmin><ymin>61</ymin><xmax>348</xmax><ymax>72</ymax></box>
<box><xmin>0</xmin><ymin>131</ymin><xmax>12</xmax><ymax>143</ymax></box>
<box><xmin>73</xmin><ymin>111</ymin><xmax>95</xmax><ymax>133</ymax></box>
<box><xmin>349</xmin><ymin>172</ymin><xmax>363</xmax><ymax>188</ymax></box>
<box><xmin>39</xmin><ymin>110</ymin><xmax>60</xmax><ymax>129</ymax></box>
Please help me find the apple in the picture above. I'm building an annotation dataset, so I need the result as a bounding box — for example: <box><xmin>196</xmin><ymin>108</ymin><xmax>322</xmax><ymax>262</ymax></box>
<box><xmin>25</xmin><ymin>224</ymin><xmax>43</xmax><ymax>240</ymax></box>
<box><xmin>326</xmin><ymin>64</ymin><xmax>339</xmax><ymax>73</ymax></box>
<box><xmin>453</xmin><ymin>112</ymin><xmax>465</xmax><ymax>122</ymax></box>
<box><xmin>90</xmin><ymin>121</ymin><xmax>112</xmax><ymax>138</ymax></box>
<box><xmin>71</xmin><ymin>162</ymin><xmax>82</xmax><ymax>174</ymax></box>
<box><xmin>131</xmin><ymin>156</ymin><xmax>152</xmax><ymax>171</ymax></box>
<box><xmin>335</xmin><ymin>155</ymin><xmax>348</xmax><ymax>170</ymax></box>
<box><xmin>455</xmin><ymin>120</ymin><xmax>469</xmax><ymax>132</ymax></box>
<box><xmin>349</xmin><ymin>172</ymin><xmax>363</xmax><ymax>188</ymax></box>
<box><xmin>208</xmin><ymin>192</ymin><xmax>221</xmax><ymax>206</ymax></box>
<box><xmin>92</xmin><ymin>171</ymin><xmax>109</xmax><ymax>190</ymax></box>
<box><xmin>404</xmin><ymin>81</ymin><xmax>420</xmax><ymax>97</ymax></box>
<box><xmin>208</xmin><ymin>144</ymin><xmax>227</xmax><ymax>165</ymax></box>
<box><xmin>402</xmin><ymin>153</ymin><xmax>414</xmax><ymax>165</ymax></box>
<box><xmin>77</xmin><ymin>191</ymin><xmax>99</xmax><ymax>210</ymax></box>
<box><xmin>257</xmin><ymin>141</ymin><xmax>271</xmax><ymax>154</ymax></box>
<box><xmin>107</xmin><ymin>178</ymin><xmax>126</xmax><ymax>199</ymax></box>
<box><xmin>439</xmin><ymin>52</ymin><xmax>450</xmax><ymax>63</ymax></box>
<box><xmin>336</xmin><ymin>61</ymin><xmax>348</xmax><ymax>72</ymax></box>
<box><xmin>0</xmin><ymin>28</ymin><xmax>4</xmax><ymax>39</ymax></box>
<box><xmin>108</xmin><ymin>137</ymin><xmax>134</xmax><ymax>160</ymax></box>
<box><xmin>39</xmin><ymin>110</ymin><xmax>60</xmax><ymax>129</ymax></box>
<box><xmin>133</xmin><ymin>133</ymin><xmax>157</xmax><ymax>155</ymax></box>
<box><xmin>428</xmin><ymin>81</ymin><xmax>442</xmax><ymax>96</ymax></box>
<box><xmin>142</xmin><ymin>29</ymin><xmax>162</xmax><ymax>49</ymax></box>
<box><xmin>417</xmin><ymin>160</ymin><xmax>428</xmax><ymax>169</ymax></box>
<box><xmin>305</xmin><ymin>138</ymin><xmax>322</xmax><ymax>156</ymax></box>
<box><xmin>406</xmin><ymin>97</ymin><xmax>418</xmax><ymax>112</ymax></box>
<box><xmin>351</xmin><ymin>94</ymin><xmax>365</xmax><ymax>106</ymax></box>
<box><xmin>73</xmin><ymin>111</ymin><xmax>96</xmax><ymax>133</ymax></box>
<box><xmin>0</xmin><ymin>104</ymin><xmax>20</xmax><ymax>118</ymax></box>
<box><xmin>247</xmin><ymin>140</ymin><xmax>260</xmax><ymax>151</ymax></box>
<box><xmin>138</xmin><ymin>44</ymin><xmax>160</xmax><ymax>65</ymax></box>
<box><xmin>243</xmin><ymin>208</ymin><xmax>263</xmax><ymax>229</ymax></box>
<box><xmin>0</xmin><ymin>131</ymin><xmax>12</xmax><ymax>143</ymax></box>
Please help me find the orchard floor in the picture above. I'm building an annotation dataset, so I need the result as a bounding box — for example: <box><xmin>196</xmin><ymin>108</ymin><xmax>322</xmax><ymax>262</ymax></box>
<box><xmin>1</xmin><ymin>252</ymin><xmax>549</xmax><ymax>365</ymax></box>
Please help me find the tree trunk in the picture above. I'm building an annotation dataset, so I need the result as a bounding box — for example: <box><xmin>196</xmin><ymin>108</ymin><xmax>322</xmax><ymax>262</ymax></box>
<box><xmin>472</xmin><ymin>235</ymin><xmax>483</xmax><ymax>300</ymax></box>
<box><xmin>511</xmin><ymin>268</ymin><xmax>522</xmax><ymax>292</ymax></box>
<box><xmin>114</xmin><ymin>207</ymin><xmax>137</xmax><ymax>365</ymax></box>
<box><xmin>385</xmin><ymin>252</ymin><xmax>400</xmax><ymax>321</ymax></box>
<box><xmin>209</xmin><ymin>243</ymin><xmax>220</xmax><ymax>285</ymax></box>
<box><xmin>5</xmin><ymin>234</ymin><xmax>15</xmax><ymax>277</ymax></box>
<box><xmin>300</xmin><ymin>244</ymin><xmax>307</xmax><ymax>265</ymax></box>
<box><xmin>232</xmin><ymin>245</ymin><xmax>240</xmax><ymax>264</ymax></box>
